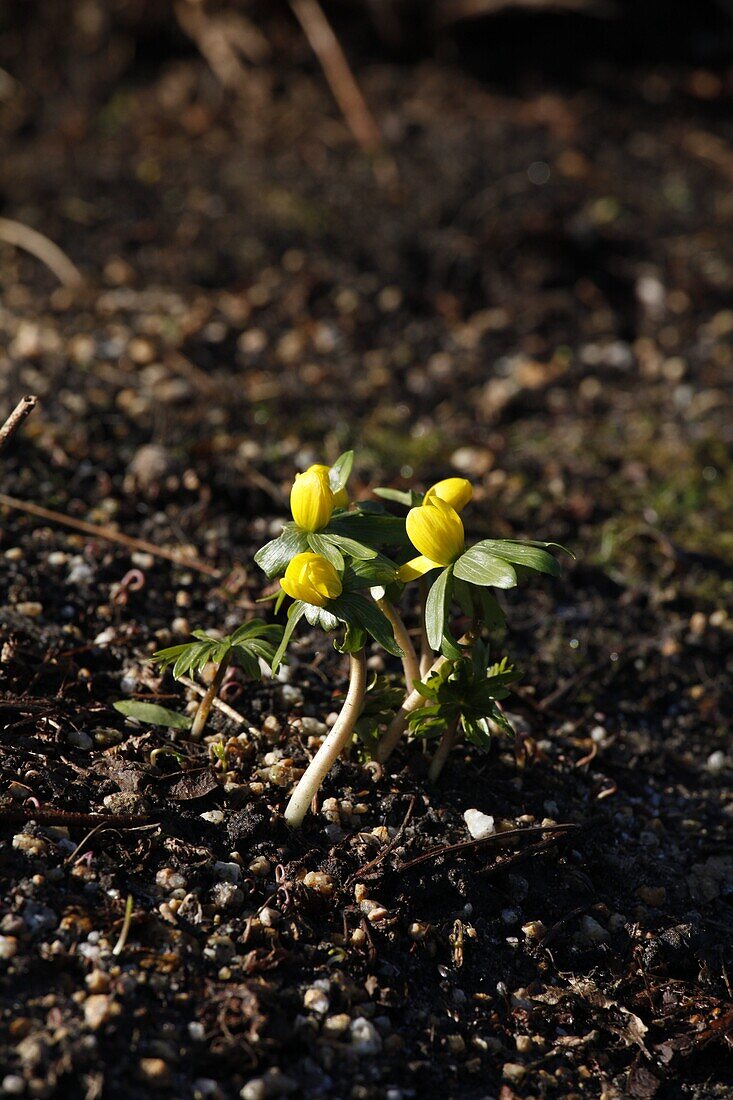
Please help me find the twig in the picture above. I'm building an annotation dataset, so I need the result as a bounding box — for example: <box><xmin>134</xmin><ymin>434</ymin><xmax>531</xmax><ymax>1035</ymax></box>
<box><xmin>0</xmin><ymin>492</ymin><xmax>221</xmax><ymax>577</ymax></box>
<box><xmin>0</xmin><ymin>217</ymin><xmax>83</xmax><ymax>287</ymax></box>
<box><xmin>0</xmin><ymin>395</ymin><xmax>38</xmax><ymax>454</ymax></box>
<box><xmin>174</xmin><ymin>1</ymin><xmax>266</xmax><ymax>93</ymax></box>
<box><xmin>289</xmin><ymin>0</ymin><xmax>385</xmax><ymax>158</ymax></box>
<box><xmin>478</xmin><ymin>834</ymin><xmax>573</xmax><ymax>878</ymax></box>
<box><xmin>0</xmin><ymin>807</ymin><xmax>150</xmax><ymax>828</ymax></box>
<box><xmin>396</xmin><ymin>822</ymin><xmax>578</xmax><ymax>873</ymax></box>
<box><xmin>179</xmin><ymin>674</ymin><xmax>249</xmax><ymax>727</ymax></box>
<box><xmin>348</xmin><ymin>795</ymin><xmax>416</xmax><ymax>883</ymax></box>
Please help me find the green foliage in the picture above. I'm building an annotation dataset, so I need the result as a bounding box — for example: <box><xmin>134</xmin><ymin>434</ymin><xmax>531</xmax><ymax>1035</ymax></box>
<box><xmin>329</xmin><ymin>449</ymin><xmax>354</xmax><ymax>494</ymax></box>
<box><xmin>113</xmin><ymin>700</ymin><xmax>193</xmax><ymax>730</ymax></box>
<box><xmin>153</xmin><ymin>620</ymin><xmax>283</xmax><ymax>682</ymax></box>
<box><xmin>408</xmin><ymin>642</ymin><xmax>521</xmax><ymax>748</ymax></box>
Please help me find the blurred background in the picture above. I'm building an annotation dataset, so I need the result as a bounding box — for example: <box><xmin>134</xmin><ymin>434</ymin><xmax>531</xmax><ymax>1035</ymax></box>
<box><xmin>2</xmin><ymin>8</ymin><xmax>733</xmax><ymax>1097</ymax></box>
<box><xmin>1</xmin><ymin>0</ymin><xmax>732</xmax><ymax>593</ymax></box>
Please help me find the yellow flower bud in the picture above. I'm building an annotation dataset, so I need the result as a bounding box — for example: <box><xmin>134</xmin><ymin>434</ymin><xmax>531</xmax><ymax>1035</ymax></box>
<box><xmin>290</xmin><ymin>466</ymin><xmax>335</xmax><ymax>532</ymax></box>
<box><xmin>398</xmin><ymin>497</ymin><xmax>465</xmax><ymax>581</ymax></box>
<box><xmin>333</xmin><ymin>487</ymin><xmax>349</xmax><ymax>509</ymax></box>
<box><xmin>424</xmin><ymin>477</ymin><xmax>473</xmax><ymax>513</ymax></box>
<box><xmin>280</xmin><ymin>552</ymin><xmax>343</xmax><ymax>607</ymax></box>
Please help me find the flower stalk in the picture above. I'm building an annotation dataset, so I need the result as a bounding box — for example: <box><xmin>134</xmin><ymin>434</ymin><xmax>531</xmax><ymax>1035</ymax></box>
<box><xmin>190</xmin><ymin>651</ymin><xmax>232</xmax><ymax>740</ymax></box>
<box><xmin>284</xmin><ymin>649</ymin><xmax>367</xmax><ymax>827</ymax></box>
<box><xmin>376</xmin><ymin>632</ymin><xmax>474</xmax><ymax>763</ymax></box>
<box><xmin>371</xmin><ymin>590</ymin><xmax>420</xmax><ymax>691</ymax></box>
<box><xmin>418</xmin><ymin>578</ymin><xmax>433</xmax><ymax>677</ymax></box>
<box><xmin>428</xmin><ymin>718</ymin><xmax>460</xmax><ymax>783</ymax></box>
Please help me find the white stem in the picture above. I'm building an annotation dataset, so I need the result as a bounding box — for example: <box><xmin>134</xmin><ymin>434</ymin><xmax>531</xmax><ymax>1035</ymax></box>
<box><xmin>372</xmin><ymin>592</ymin><xmax>420</xmax><ymax>691</ymax></box>
<box><xmin>418</xmin><ymin>578</ymin><xmax>433</xmax><ymax>677</ymax></box>
<box><xmin>284</xmin><ymin>650</ymin><xmax>367</xmax><ymax>827</ymax></box>
<box><xmin>375</xmin><ymin>651</ymin><xmax>450</xmax><ymax>763</ymax></box>
<box><xmin>428</xmin><ymin>719</ymin><xmax>459</xmax><ymax>782</ymax></box>
<box><xmin>376</xmin><ymin>632</ymin><xmax>474</xmax><ymax>764</ymax></box>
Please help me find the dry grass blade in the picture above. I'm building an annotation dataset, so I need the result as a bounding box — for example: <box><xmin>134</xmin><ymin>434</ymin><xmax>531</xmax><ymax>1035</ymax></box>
<box><xmin>0</xmin><ymin>217</ymin><xmax>83</xmax><ymax>287</ymax></box>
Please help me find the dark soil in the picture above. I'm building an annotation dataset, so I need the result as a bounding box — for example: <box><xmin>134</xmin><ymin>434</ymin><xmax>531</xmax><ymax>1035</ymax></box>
<box><xmin>1</xmin><ymin>6</ymin><xmax>732</xmax><ymax>1099</ymax></box>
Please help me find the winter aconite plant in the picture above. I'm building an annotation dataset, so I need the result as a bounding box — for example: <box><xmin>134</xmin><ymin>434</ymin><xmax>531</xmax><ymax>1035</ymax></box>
<box><xmin>249</xmin><ymin>453</ymin><xmax>571</xmax><ymax>825</ymax></box>
<box><xmin>147</xmin><ymin>451</ymin><xmax>569</xmax><ymax>825</ymax></box>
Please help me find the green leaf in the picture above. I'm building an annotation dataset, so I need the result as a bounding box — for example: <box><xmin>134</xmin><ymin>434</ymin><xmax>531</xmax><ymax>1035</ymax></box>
<box><xmin>254</xmin><ymin>525</ymin><xmax>309</xmax><ymax>578</ymax></box>
<box><xmin>330</xmin><ymin>593</ymin><xmax>403</xmax><ymax>657</ymax></box>
<box><xmin>229</xmin><ymin>620</ymin><xmax>282</xmax><ymax>646</ymax></box>
<box><xmin>304</xmin><ymin>604</ymin><xmax>340</xmax><ymax>631</ymax></box>
<box><xmin>514</xmin><ymin>539</ymin><xmax>574</xmax><ymax>558</ymax></box>
<box><xmin>474</xmin><ymin>539</ymin><xmax>562</xmax><ymax>576</ymax></box>
<box><xmin>476</xmin><ymin>590</ymin><xmax>507</xmax><ymax>630</ymax></box>
<box><xmin>327</xmin><ymin>512</ymin><xmax>407</xmax><ymax>547</ymax></box>
<box><xmin>307</xmin><ymin>532</ymin><xmax>344</xmax><ymax>571</ymax></box>
<box><xmin>232</xmin><ymin>647</ymin><xmax>261</xmax><ymax>680</ymax></box>
<box><xmin>113</xmin><ymin>700</ymin><xmax>193</xmax><ymax>730</ymax></box>
<box><xmin>373</xmin><ymin>487</ymin><xmax>422</xmax><ymax>507</ymax></box>
<box><xmin>272</xmin><ymin>601</ymin><xmax>307</xmax><ymax>672</ymax></box>
<box><xmin>425</xmin><ymin>566</ymin><xmax>453</xmax><ymax>651</ymax></box>
<box><xmin>329</xmin><ymin>450</ymin><xmax>354</xmax><ymax>492</ymax></box>
<box><xmin>342</xmin><ymin>554</ymin><xmax>398</xmax><ymax>589</ymax></box>
<box><xmin>152</xmin><ymin>643</ymin><xmax>189</xmax><ymax>669</ymax></box>
<box><xmin>454</xmin><ymin>546</ymin><xmax>517</xmax><ymax>589</ymax></box>
<box><xmin>323</xmin><ymin>533</ymin><xmax>377</xmax><ymax>560</ymax></box>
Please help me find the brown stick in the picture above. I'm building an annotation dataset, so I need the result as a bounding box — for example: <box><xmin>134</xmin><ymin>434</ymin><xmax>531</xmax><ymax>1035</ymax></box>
<box><xmin>0</xmin><ymin>395</ymin><xmax>38</xmax><ymax>454</ymax></box>
<box><xmin>0</xmin><ymin>217</ymin><xmax>83</xmax><ymax>287</ymax></box>
<box><xmin>179</xmin><ymin>674</ymin><xmax>249</xmax><ymax>728</ymax></box>
<box><xmin>396</xmin><ymin>822</ymin><xmax>579</xmax><ymax>873</ymax></box>
<box><xmin>0</xmin><ymin>492</ymin><xmax>221</xmax><ymax>577</ymax></box>
<box><xmin>289</xmin><ymin>0</ymin><xmax>383</xmax><ymax>156</ymax></box>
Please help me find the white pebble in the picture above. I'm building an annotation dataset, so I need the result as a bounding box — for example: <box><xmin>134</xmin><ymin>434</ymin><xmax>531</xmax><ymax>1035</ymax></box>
<box><xmin>707</xmin><ymin>751</ymin><xmax>726</xmax><ymax>774</ymax></box>
<box><xmin>350</xmin><ymin>1016</ymin><xmax>382</xmax><ymax>1055</ymax></box>
<box><xmin>463</xmin><ymin>808</ymin><xmax>496</xmax><ymax>840</ymax></box>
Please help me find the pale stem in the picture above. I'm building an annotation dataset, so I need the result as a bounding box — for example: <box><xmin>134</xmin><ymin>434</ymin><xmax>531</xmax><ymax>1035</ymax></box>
<box><xmin>418</xmin><ymin>578</ymin><xmax>433</xmax><ymax>677</ymax></box>
<box><xmin>376</xmin><ymin>631</ymin><xmax>474</xmax><ymax>764</ymax></box>
<box><xmin>372</xmin><ymin>592</ymin><xmax>420</xmax><ymax>691</ymax></box>
<box><xmin>284</xmin><ymin>649</ymin><xmax>367</xmax><ymax>827</ymax></box>
<box><xmin>428</xmin><ymin>718</ymin><xmax>460</xmax><ymax>783</ymax></box>
<box><xmin>190</xmin><ymin>652</ymin><xmax>232</xmax><ymax>740</ymax></box>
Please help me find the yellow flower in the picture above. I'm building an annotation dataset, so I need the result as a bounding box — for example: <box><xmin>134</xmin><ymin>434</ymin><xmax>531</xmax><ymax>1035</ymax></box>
<box><xmin>424</xmin><ymin>477</ymin><xmax>473</xmax><ymax>513</ymax></box>
<box><xmin>280</xmin><ymin>552</ymin><xmax>342</xmax><ymax>606</ymax></box>
<box><xmin>290</xmin><ymin>465</ymin><xmax>335</xmax><ymax>532</ymax></box>
<box><xmin>398</xmin><ymin>497</ymin><xmax>465</xmax><ymax>581</ymax></box>
<box><xmin>333</xmin><ymin>487</ymin><xmax>349</xmax><ymax>509</ymax></box>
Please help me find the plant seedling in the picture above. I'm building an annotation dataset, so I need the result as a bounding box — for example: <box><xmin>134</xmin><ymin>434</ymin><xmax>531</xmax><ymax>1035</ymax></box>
<box><xmin>407</xmin><ymin>642</ymin><xmax>521</xmax><ymax>781</ymax></box>
<box><xmin>153</xmin><ymin>620</ymin><xmax>283</xmax><ymax>739</ymax></box>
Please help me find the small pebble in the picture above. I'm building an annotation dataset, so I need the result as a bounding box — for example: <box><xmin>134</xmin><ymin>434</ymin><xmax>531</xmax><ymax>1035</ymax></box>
<box><xmin>84</xmin><ymin>994</ymin><xmax>117</xmax><ymax>1030</ymax></box>
<box><xmin>67</xmin><ymin>730</ymin><xmax>93</xmax><ymax>750</ymax></box>
<box><xmin>707</xmin><ymin>751</ymin><xmax>726</xmax><ymax>774</ymax></box>
<box><xmin>138</xmin><ymin>1058</ymin><xmax>170</xmax><ymax>1086</ymax></box>
<box><xmin>350</xmin><ymin>1017</ymin><xmax>382</xmax><ymax>1055</ymax></box>
<box><xmin>303</xmin><ymin>988</ymin><xmax>329</xmax><ymax>1015</ymax></box>
<box><xmin>463</xmin><ymin>809</ymin><xmax>496</xmax><ymax>840</ymax></box>
<box><xmin>0</xmin><ymin>936</ymin><xmax>18</xmax><ymax>959</ymax></box>
<box><xmin>575</xmin><ymin>915</ymin><xmax>610</xmax><ymax>946</ymax></box>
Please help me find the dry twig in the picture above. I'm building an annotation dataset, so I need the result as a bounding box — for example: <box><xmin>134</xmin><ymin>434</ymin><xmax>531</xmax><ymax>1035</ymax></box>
<box><xmin>0</xmin><ymin>492</ymin><xmax>221</xmax><ymax>577</ymax></box>
<box><xmin>289</xmin><ymin>0</ymin><xmax>386</xmax><ymax>160</ymax></box>
<box><xmin>0</xmin><ymin>395</ymin><xmax>38</xmax><ymax>454</ymax></box>
<box><xmin>0</xmin><ymin>217</ymin><xmax>83</xmax><ymax>287</ymax></box>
